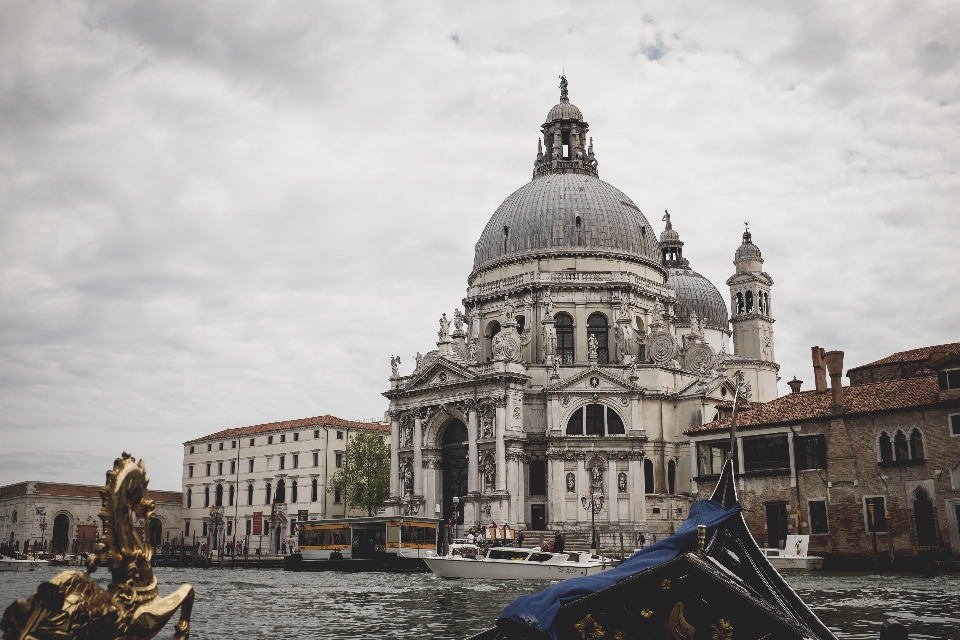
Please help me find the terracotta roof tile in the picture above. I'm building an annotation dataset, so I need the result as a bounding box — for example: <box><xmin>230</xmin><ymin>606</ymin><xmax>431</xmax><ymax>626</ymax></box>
<box><xmin>185</xmin><ymin>414</ymin><xmax>389</xmax><ymax>445</ymax></box>
<box><xmin>848</xmin><ymin>342</ymin><xmax>960</xmax><ymax>371</ymax></box>
<box><xmin>0</xmin><ymin>482</ymin><xmax>181</xmax><ymax>502</ymax></box>
<box><xmin>685</xmin><ymin>375</ymin><xmax>942</xmax><ymax>435</ymax></box>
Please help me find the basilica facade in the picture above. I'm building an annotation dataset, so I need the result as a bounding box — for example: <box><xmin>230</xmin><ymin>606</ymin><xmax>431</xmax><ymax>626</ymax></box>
<box><xmin>383</xmin><ymin>79</ymin><xmax>780</xmax><ymax>539</ymax></box>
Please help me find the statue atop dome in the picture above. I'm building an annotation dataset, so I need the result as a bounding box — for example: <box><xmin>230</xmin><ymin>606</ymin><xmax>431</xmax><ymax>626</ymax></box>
<box><xmin>559</xmin><ymin>74</ymin><xmax>568</xmax><ymax>99</ymax></box>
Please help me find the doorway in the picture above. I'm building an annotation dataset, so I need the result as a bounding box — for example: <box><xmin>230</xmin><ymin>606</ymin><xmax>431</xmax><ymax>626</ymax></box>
<box><xmin>149</xmin><ymin>519</ymin><xmax>163</xmax><ymax>547</ymax></box>
<box><xmin>52</xmin><ymin>514</ymin><xmax>69</xmax><ymax>554</ymax></box>
<box><xmin>765</xmin><ymin>504</ymin><xmax>787</xmax><ymax>549</ymax></box>
<box><xmin>914</xmin><ymin>489</ymin><xmax>938</xmax><ymax>548</ymax></box>
<box><xmin>531</xmin><ymin>505</ymin><xmax>546</xmax><ymax>531</ymax></box>
<box><xmin>442</xmin><ymin>420</ymin><xmax>469</xmax><ymax>526</ymax></box>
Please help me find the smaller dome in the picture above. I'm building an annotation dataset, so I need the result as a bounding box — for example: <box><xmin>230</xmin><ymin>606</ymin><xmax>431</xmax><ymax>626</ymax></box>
<box><xmin>665</xmin><ymin>267</ymin><xmax>729</xmax><ymax>329</ymax></box>
<box><xmin>546</xmin><ymin>98</ymin><xmax>583</xmax><ymax>122</ymax></box>
<box><xmin>735</xmin><ymin>229</ymin><xmax>762</xmax><ymax>260</ymax></box>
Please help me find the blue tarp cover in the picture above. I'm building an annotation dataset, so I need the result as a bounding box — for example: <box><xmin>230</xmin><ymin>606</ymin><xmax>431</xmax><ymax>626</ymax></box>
<box><xmin>498</xmin><ymin>498</ymin><xmax>742</xmax><ymax>639</ymax></box>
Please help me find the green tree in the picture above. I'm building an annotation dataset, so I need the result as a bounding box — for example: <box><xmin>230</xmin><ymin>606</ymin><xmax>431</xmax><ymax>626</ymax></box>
<box><xmin>328</xmin><ymin>431</ymin><xmax>390</xmax><ymax>516</ymax></box>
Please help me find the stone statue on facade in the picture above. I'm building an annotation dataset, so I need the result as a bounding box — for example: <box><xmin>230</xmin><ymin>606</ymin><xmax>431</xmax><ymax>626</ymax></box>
<box><xmin>469</xmin><ymin>338</ymin><xmax>479</xmax><ymax>362</ymax></box>
<box><xmin>453</xmin><ymin>308</ymin><xmax>464</xmax><ymax>332</ymax></box>
<box><xmin>390</xmin><ymin>355</ymin><xmax>400</xmax><ymax>377</ymax></box>
<box><xmin>590</xmin><ymin>462</ymin><xmax>603</xmax><ymax>491</ymax></box>
<box><xmin>566</xmin><ymin>473</ymin><xmax>576</xmax><ymax>493</ymax></box>
<box><xmin>588</xmin><ymin>334</ymin><xmax>599</xmax><ymax>360</ymax></box>
<box><xmin>503</xmin><ymin>295</ymin><xmax>515</xmax><ymax>321</ymax></box>
<box><xmin>438</xmin><ymin>313</ymin><xmax>450</xmax><ymax>340</ymax></box>
<box><xmin>415</xmin><ymin>352</ymin><xmax>423</xmax><ymax>371</ymax></box>
<box><xmin>618</xmin><ymin>472</ymin><xmax>627</xmax><ymax>493</ymax></box>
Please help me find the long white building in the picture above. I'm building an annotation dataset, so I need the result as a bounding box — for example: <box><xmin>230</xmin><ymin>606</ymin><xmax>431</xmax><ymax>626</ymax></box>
<box><xmin>181</xmin><ymin>414</ymin><xmax>390</xmax><ymax>553</ymax></box>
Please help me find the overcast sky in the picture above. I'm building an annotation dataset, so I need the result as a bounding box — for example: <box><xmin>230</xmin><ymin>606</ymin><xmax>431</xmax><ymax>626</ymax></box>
<box><xmin>1</xmin><ymin>1</ymin><xmax>957</xmax><ymax>491</ymax></box>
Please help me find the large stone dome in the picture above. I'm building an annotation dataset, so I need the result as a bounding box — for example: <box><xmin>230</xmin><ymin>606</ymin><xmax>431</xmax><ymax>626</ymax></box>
<box><xmin>472</xmin><ymin>172</ymin><xmax>660</xmax><ymax>274</ymax></box>
<box><xmin>665</xmin><ymin>266</ymin><xmax>729</xmax><ymax>329</ymax></box>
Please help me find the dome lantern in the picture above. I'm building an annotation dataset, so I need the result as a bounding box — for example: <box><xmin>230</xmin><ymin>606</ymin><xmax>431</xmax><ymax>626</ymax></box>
<box><xmin>534</xmin><ymin>76</ymin><xmax>598</xmax><ymax>179</ymax></box>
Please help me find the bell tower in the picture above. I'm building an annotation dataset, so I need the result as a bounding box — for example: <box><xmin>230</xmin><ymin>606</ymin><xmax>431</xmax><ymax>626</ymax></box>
<box><xmin>726</xmin><ymin>224</ymin><xmax>779</xmax><ymax>401</ymax></box>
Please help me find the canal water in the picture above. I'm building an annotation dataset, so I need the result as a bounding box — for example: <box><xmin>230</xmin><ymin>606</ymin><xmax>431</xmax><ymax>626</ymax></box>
<box><xmin>1</xmin><ymin>568</ymin><xmax>958</xmax><ymax>639</ymax></box>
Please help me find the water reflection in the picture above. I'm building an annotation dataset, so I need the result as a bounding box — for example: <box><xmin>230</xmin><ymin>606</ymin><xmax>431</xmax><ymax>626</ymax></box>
<box><xmin>1</xmin><ymin>568</ymin><xmax>958</xmax><ymax>639</ymax></box>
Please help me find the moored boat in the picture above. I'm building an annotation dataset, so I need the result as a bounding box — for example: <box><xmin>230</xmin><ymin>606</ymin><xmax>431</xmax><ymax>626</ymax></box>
<box><xmin>424</xmin><ymin>545</ymin><xmax>612</xmax><ymax>580</ymax></box>
<box><xmin>762</xmin><ymin>535</ymin><xmax>824</xmax><ymax>571</ymax></box>
<box><xmin>0</xmin><ymin>555</ymin><xmax>49</xmax><ymax>572</ymax></box>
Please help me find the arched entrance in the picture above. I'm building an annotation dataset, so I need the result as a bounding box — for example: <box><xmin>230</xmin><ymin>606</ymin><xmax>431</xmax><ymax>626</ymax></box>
<box><xmin>52</xmin><ymin>514</ymin><xmax>70</xmax><ymax>553</ymax></box>
<box><xmin>149</xmin><ymin>518</ymin><xmax>163</xmax><ymax>547</ymax></box>
<box><xmin>914</xmin><ymin>489</ymin><xmax>938</xmax><ymax>548</ymax></box>
<box><xmin>442</xmin><ymin>420</ymin><xmax>469</xmax><ymax>527</ymax></box>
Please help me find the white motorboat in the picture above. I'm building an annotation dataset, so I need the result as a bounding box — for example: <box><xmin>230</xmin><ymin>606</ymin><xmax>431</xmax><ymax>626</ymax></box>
<box><xmin>0</xmin><ymin>555</ymin><xmax>49</xmax><ymax>572</ymax></box>
<box><xmin>424</xmin><ymin>544</ymin><xmax>613</xmax><ymax>579</ymax></box>
<box><xmin>761</xmin><ymin>535</ymin><xmax>824</xmax><ymax>571</ymax></box>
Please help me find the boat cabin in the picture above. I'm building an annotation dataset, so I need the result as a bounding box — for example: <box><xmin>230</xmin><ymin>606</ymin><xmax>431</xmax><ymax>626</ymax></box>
<box><xmin>297</xmin><ymin>516</ymin><xmax>439</xmax><ymax>560</ymax></box>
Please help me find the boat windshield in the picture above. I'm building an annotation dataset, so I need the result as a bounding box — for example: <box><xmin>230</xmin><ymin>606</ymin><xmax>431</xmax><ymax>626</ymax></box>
<box><xmin>527</xmin><ymin>553</ymin><xmax>554</xmax><ymax>563</ymax></box>
<box><xmin>488</xmin><ymin>549</ymin><xmax>531</xmax><ymax>561</ymax></box>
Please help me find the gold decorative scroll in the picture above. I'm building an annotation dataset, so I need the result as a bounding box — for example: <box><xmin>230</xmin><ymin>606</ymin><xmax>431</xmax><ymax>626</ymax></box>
<box><xmin>1</xmin><ymin>453</ymin><xmax>194</xmax><ymax>640</ymax></box>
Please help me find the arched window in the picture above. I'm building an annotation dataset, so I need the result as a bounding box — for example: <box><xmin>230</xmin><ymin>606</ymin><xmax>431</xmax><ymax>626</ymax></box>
<box><xmin>735</xmin><ymin>293</ymin><xmax>744</xmax><ymax>315</ymax></box>
<box><xmin>529</xmin><ymin>460</ymin><xmax>547</xmax><ymax>496</ymax></box>
<box><xmin>667</xmin><ymin>460</ymin><xmax>676</xmax><ymax>494</ymax></box>
<box><xmin>291</xmin><ymin>480</ymin><xmax>298</xmax><ymax>503</ymax></box>
<box><xmin>607</xmin><ymin>410</ymin><xmax>625</xmax><ymax>435</ymax></box>
<box><xmin>586</xmin><ymin>404</ymin><xmax>604</xmax><ymax>435</ymax></box>
<box><xmin>486</xmin><ymin>321</ymin><xmax>502</xmax><ymax>362</ymax></box>
<box><xmin>265</xmin><ymin>482</ymin><xmax>272</xmax><ymax>505</ymax></box>
<box><xmin>566</xmin><ymin>408</ymin><xmax>584</xmax><ymax>435</ymax></box>
<box><xmin>910</xmin><ymin>428</ymin><xmax>924</xmax><ymax>460</ymax></box>
<box><xmin>745</xmin><ymin>291</ymin><xmax>754</xmax><ymax>313</ymax></box>
<box><xmin>186</xmin><ymin>488</ymin><xmax>192</xmax><ymax>508</ymax></box>
<box><xmin>11</xmin><ymin>510</ymin><xmax>16</xmax><ymax>523</ymax></box>
<box><xmin>644</xmin><ymin>459</ymin><xmax>655</xmax><ymax>494</ymax></box>
<box><xmin>203</xmin><ymin>486</ymin><xmax>210</xmax><ymax>507</ymax></box>
<box><xmin>228</xmin><ymin>484</ymin><xmax>234</xmax><ymax>507</ymax></box>
<box><xmin>247</xmin><ymin>484</ymin><xmax>253</xmax><ymax>506</ymax></box>
<box><xmin>311</xmin><ymin>478</ymin><xmax>318</xmax><ymax>502</ymax></box>
<box><xmin>555</xmin><ymin>313</ymin><xmax>574</xmax><ymax>364</ymax></box>
<box><xmin>149</xmin><ymin>518</ymin><xmax>163</xmax><ymax>547</ymax></box>
<box><xmin>587</xmin><ymin>313</ymin><xmax>609</xmax><ymax>364</ymax></box>
<box><xmin>276</xmin><ymin>479</ymin><xmax>286</xmax><ymax>504</ymax></box>
<box><xmin>215</xmin><ymin>484</ymin><xmax>223</xmax><ymax>507</ymax></box>
<box><xmin>879</xmin><ymin>432</ymin><xmax>892</xmax><ymax>462</ymax></box>
<box><xmin>516</xmin><ymin>315</ymin><xmax>526</xmax><ymax>336</ymax></box>
<box><xmin>566</xmin><ymin>405</ymin><xmax>627</xmax><ymax>436</ymax></box>
<box><xmin>894</xmin><ymin>431</ymin><xmax>909</xmax><ymax>461</ymax></box>
<box><xmin>758</xmin><ymin>292</ymin><xmax>766</xmax><ymax>314</ymax></box>
<box><xmin>442</xmin><ymin>420</ymin><xmax>468</xmax><ymax>445</ymax></box>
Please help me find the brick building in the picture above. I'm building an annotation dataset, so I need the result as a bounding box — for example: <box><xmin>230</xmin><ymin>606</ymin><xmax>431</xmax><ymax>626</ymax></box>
<box><xmin>685</xmin><ymin>343</ymin><xmax>960</xmax><ymax>566</ymax></box>
<box><xmin>0</xmin><ymin>481</ymin><xmax>181</xmax><ymax>554</ymax></box>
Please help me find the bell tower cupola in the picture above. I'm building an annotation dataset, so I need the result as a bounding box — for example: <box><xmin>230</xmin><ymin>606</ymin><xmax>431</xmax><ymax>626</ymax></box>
<box><xmin>726</xmin><ymin>223</ymin><xmax>779</xmax><ymax>401</ymax></box>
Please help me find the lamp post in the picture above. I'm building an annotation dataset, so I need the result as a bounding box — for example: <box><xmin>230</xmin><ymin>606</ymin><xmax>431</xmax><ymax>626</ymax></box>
<box><xmin>580</xmin><ymin>487</ymin><xmax>604</xmax><ymax>552</ymax></box>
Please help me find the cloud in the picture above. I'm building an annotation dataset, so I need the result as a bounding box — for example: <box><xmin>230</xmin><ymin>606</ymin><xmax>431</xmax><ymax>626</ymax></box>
<box><xmin>0</xmin><ymin>1</ymin><xmax>958</xmax><ymax>490</ymax></box>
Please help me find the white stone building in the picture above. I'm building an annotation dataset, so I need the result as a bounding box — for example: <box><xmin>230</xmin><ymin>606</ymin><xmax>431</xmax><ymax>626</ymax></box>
<box><xmin>0</xmin><ymin>481</ymin><xmax>181</xmax><ymax>554</ymax></box>
<box><xmin>383</xmin><ymin>79</ymin><xmax>781</xmax><ymax>541</ymax></box>
<box><xmin>181</xmin><ymin>414</ymin><xmax>390</xmax><ymax>553</ymax></box>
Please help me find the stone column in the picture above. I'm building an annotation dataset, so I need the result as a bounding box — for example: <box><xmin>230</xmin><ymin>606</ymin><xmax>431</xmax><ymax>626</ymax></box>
<box><xmin>575</xmin><ymin>302</ymin><xmax>587</xmax><ymax>363</ymax></box>
<box><xmin>390</xmin><ymin>414</ymin><xmax>400</xmax><ymax>499</ymax></box>
<box><xmin>495</xmin><ymin>400</ymin><xmax>507</xmax><ymax>492</ymax></box>
<box><xmin>577</xmin><ymin>455</ymin><xmax>587</xmax><ymax>525</ymax></box>
<box><xmin>413</xmin><ymin>413</ymin><xmax>424</xmax><ymax>497</ymax></box>
<box><xmin>467</xmin><ymin>406</ymin><xmax>479</xmax><ymax>494</ymax></box>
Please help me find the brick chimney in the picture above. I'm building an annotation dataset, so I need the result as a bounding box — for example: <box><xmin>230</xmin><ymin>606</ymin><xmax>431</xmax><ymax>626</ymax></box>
<box><xmin>823</xmin><ymin>350</ymin><xmax>845</xmax><ymax>411</ymax></box>
<box><xmin>787</xmin><ymin>377</ymin><xmax>803</xmax><ymax>393</ymax></box>
<box><xmin>811</xmin><ymin>347</ymin><xmax>827</xmax><ymax>393</ymax></box>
